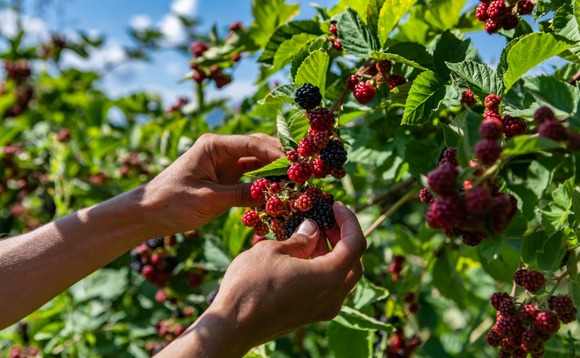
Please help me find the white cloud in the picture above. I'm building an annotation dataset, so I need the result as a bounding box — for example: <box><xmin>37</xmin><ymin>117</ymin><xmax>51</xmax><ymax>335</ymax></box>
<box><xmin>0</xmin><ymin>9</ymin><xmax>49</xmax><ymax>46</ymax></box>
<box><xmin>206</xmin><ymin>79</ymin><xmax>257</xmax><ymax>103</ymax></box>
<box><xmin>61</xmin><ymin>40</ymin><xmax>127</xmax><ymax>71</ymax></box>
<box><xmin>171</xmin><ymin>0</ymin><xmax>198</xmax><ymax>16</ymax></box>
<box><xmin>130</xmin><ymin>14</ymin><xmax>153</xmax><ymax>31</ymax></box>
<box><xmin>159</xmin><ymin>14</ymin><xmax>186</xmax><ymax>46</ymax></box>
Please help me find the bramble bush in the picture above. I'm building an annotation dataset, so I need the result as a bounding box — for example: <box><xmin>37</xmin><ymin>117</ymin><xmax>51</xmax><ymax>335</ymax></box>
<box><xmin>1</xmin><ymin>0</ymin><xmax>580</xmax><ymax>356</ymax></box>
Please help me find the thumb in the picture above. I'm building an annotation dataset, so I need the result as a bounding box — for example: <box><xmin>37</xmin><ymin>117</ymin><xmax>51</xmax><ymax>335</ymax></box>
<box><xmin>280</xmin><ymin>219</ymin><xmax>320</xmax><ymax>259</ymax></box>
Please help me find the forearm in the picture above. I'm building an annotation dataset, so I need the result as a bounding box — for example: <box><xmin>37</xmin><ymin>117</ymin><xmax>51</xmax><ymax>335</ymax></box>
<box><xmin>0</xmin><ymin>186</ymin><xmax>160</xmax><ymax>329</ymax></box>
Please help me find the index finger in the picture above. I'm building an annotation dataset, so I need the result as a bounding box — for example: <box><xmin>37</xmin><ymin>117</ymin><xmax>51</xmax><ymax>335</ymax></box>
<box><xmin>218</xmin><ymin>134</ymin><xmax>284</xmax><ymax>163</ymax></box>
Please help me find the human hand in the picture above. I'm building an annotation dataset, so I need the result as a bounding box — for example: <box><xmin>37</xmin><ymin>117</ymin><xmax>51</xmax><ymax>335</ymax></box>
<box><xmin>141</xmin><ymin>133</ymin><xmax>284</xmax><ymax>235</ymax></box>
<box><xmin>156</xmin><ymin>202</ymin><xmax>366</xmax><ymax>357</ymax></box>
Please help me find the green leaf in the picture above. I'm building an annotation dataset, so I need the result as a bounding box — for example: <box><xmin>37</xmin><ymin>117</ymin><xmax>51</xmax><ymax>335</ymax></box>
<box><xmin>432</xmin><ymin>249</ymin><xmax>464</xmax><ymax>306</ymax></box>
<box><xmin>423</xmin><ymin>0</ymin><xmax>467</xmax><ymax>31</ymax></box>
<box><xmin>501</xmin><ymin>33</ymin><xmax>572</xmax><ymax>91</ymax></box>
<box><xmin>541</xmin><ymin>179</ymin><xmax>574</xmax><ymax>236</ymax></box>
<box><xmin>328</xmin><ymin>322</ymin><xmax>372</xmax><ymax>358</ymax></box>
<box><xmin>258</xmin><ymin>20</ymin><xmax>323</xmax><ymax>64</ymax></box>
<box><xmin>377</xmin><ymin>0</ymin><xmax>418</xmax><ymax>46</ymax></box>
<box><xmin>259</xmin><ymin>84</ymin><xmax>294</xmax><ymax>105</ymax></box>
<box><xmin>329</xmin><ymin>0</ymin><xmax>371</xmax><ymax>22</ymax></box>
<box><xmin>204</xmin><ymin>238</ymin><xmax>232</xmax><ymax>271</ymax></box>
<box><xmin>248</xmin><ymin>0</ymin><xmax>300</xmax><ymax>48</ymax></box>
<box><xmin>352</xmin><ymin>276</ymin><xmax>390</xmax><ymax>309</ymax></box>
<box><xmin>366</xmin><ymin>0</ymin><xmax>385</xmax><ymax>35</ymax></box>
<box><xmin>69</xmin><ymin>268</ymin><xmax>128</xmax><ymax>302</ymax></box>
<box><xmin>537</xmin><ymin>232</ymin><xmax>566</xmax><ymax>272</ymax></box>
<box><xmin>295</xmin><ymin>49</ymin><xmax>330</xmax><ymax>96</ymax></box>
<box><xmin>334</xmin><ymin>8</ymin><xmax>380</xmax><ymax>58</ymax></box>
<box><xmin>244</xmin><ymin>157</ymin><xmax>290</xmax><ymax>178</ymax></box>
<box><xmin>522</xmin><ymin>76</ymin><xmax>579</xmax><ymax>116</ymax></box>
<box><xmin>271</xmin><ymin>33</ymin><xmax>320</xmax><ymax>73</ymax></box>
<box><xmin>456</xmin><ymin>109</ymin><xmax>481</xmax><ymax>166</ymax></box>
<box><xmin>290</xmin><ymin>111</ymin><xmax>310</xmax><ymax>140</ymax></box>
<box><xmin>502</xmin><ymin>135</ymin><xmax>564</xmax><ymax>156</ymax></box>
<box><xmin>479</xmin><ymin>238</ymin><xmax>521</xmax><ymax>282</ymax></box>
<box><xmin>446</xmin><ymin>60</ymin><xmax>504</xmax><ymax>98</ymax></box>
<box><xmin>290</xmin><ymin>38</ymin><xmax>326</xmax><ymax>79</ymax></box>
<box><xmin>276</xmin><ymin>109</ymin><xmax>297</xmax><ymax>151</ymax></box>
<box><xmin>522</xmin><ymin>231</ymin><xmax>546</xmax><ymax>269</ymax></box>
<box><xmin>334</xmin><ymin>306</ymin><xmax>394</xmax><ymax>331</ymax></box>
<box><xmin>404</xmin><ymin>138</ymin><xmax>441</xmax><ymax>175</ymax></box>
<box><xmin>370</xmin><ymin>49</ymin><xmax>429</xmax><ymax>71</ymax></box>
<box><xmin>402</xmin><ymin>71</ymin><xmax>447</xmax><ymax>125</ymax></box>
<box><xmin>553</xmin><ymin>0</ymin><xmax>580</xmax><ymax>43</ymax></box>
<box><xmin>433</xmin><ymin>30</ymin><xmax>471</xmax><ymax>80</ymax></box>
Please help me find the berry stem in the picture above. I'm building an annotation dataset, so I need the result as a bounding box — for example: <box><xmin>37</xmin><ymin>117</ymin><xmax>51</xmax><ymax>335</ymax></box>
<box><xmin>511</xmin><ymin>261</ymin><xmax>522</xmax><ymax>296</ymax></box>
<box><xmin>363</xmin><ymin>186</ymin><xmax>420</xmax><ymax>238</ymax></box>
<box><xmin>330</xmin><ymin>59</ymin><xmax>373</xmax><ymax>114</ymax></box>
<box><xmin>474</xmin><ymin>155</ymin><xmax>512</xmax><ymax>186</ymax></box>
<box><xmin>568</xmin><ymin>70</ymin><xmax>580</xmax><ymax>85</ymax></box>
<box><xmin>546</xmin><ymin>269</ymin><xmax>570</xmax><ymax>298</ymax></box>
<box><xmin>355</xmin><ymin>178</ymin><xmax>415</xmax><ymax>212</ymax></box>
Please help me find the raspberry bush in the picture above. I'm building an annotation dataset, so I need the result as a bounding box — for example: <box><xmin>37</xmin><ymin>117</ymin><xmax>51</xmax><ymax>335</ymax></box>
<box><xmin>2</xmin><ymin>0</ymin><xmax>580</xmax><ymax>357</ymax></box>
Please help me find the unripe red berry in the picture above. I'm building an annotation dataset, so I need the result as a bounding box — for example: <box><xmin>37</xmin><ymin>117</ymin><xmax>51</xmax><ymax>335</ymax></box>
<box><xmin>496</xmin><ymin>314</ymin><xmax>524</xmax><ymax>339</ymax></box>
<box><xmin>517</xmin><ymin>0</ymin><xmax>534</xmax><ymax>15</ymax></box>
<box><xmin>295</xmin><ymin>194</ymin><xmax>314</xmax><ymax>212</ymax></box>
<box><xmin>548</xmin><ymin>295</ymin><xmax>574</xmax><ymax>315</ymax></box>
<box><xmin>419</xmin><ymin>188</ymin><xmax>433</xmax><ymax>203</ymax></box>
<box><xmin>250</xmin><ymin>178</ymin><xmax>269</xmax><ymax>201</ymax></box>
<box><xmin>253</xmin><ymin>221</ymin><xmax>269</xmax><ymax>237</ymax></box>
<box><xmin>502</xmin><ymin>115</ymin><xmax>527</xmax><ymax>138</ymax></box>
<box><xmin>330</xmin><ymin>166</ymin><xmax>346</xmax><ymax>179</ymax></box>
<box><xmin>307</xmin><ymin>107</ymin><xmax>335</xmax><ymax>132</ymax></box>
<box><xmin>460</xmin><ymin>89</ymin><xmax>477</xmax><ymax>107</ymax></box>
<box><xmin>427</xmin><ymin>196</ymin><xmax>465</xmax><ymax>229</ymax></box>
<box><xmin>288</xmin><ymin>162</ymin><xmax>312</xmax><ymax>183</ymax></box>
<box><xmin>479</xmin><ymin>118</ymin><xmax>504</xmax><ymax>140</ymax></box>
<box><xmin>311</xmin><ymin>156</ymin><xmax>330</xmax><ymax>178</ymax></box>
<box><xmin>534</xmin><ymin>311</ymin><xmax>560</xmax><ymax>335</ymax></box>
<box><xmin>353</xmin><ymin>82</ymin><xmax>376</xmax><ymax>104</ymax></box>
<box><xmin>297</xmin><ymin>137</ymin><xmax>319</xmax><ymax>157</ymax></box>
<box><xmin>538</xmin><ymin>119</ymin><xmax>568</xmax><ymax>141</ymax></box>
<box><xmin>476</xmin><ymin>2</ymin><xmax>489</xmax><ymax>21</ymax></box>
<box><xmin>376</xmin><ymin>60</ymin><xmax>392</xmax><ymax>76</ymax></box>
<box><xmin>485</xmin><ymin>18</ymin><xmax>501</xmax><ymax>33</ymax></box>
<box><xmin>558</xmin><ymin>307</ymin><xmax>577</xmax><ymax>324</ymax></box>
<box><xmin>474</xmin><ymin>139</ymin><xmax>502</xmax><ymax>166</ymax></box>
<box><xmin>519</xmin><ymin>303</ymin><xmax>538</xmax><ymax>324</ymax></box>
<box><xmin>286</xmin><ymin>150</ymin><xmax>298</xmax><ymax>162</ymax></box>
<box><xmin>329</xmin><ymin>22</ymin><xmax>338</xmax><ymax>35</ymax></box>
<box><xmin>533</xmin><ymin>106</ymin><xmax>555</xmax><ymax>125</ymax></box>
<box><xmin>346</xmin><ymin>75</ymin><xmax>359</xmax><ymax>90</ymax></box>
<box><xmin>486</xmin><ymin>328</ymin><xmax>502</xmax><ymax>347</ymax></box>
<box><xmin>387</xmin><ymin>74</ymin><xmax>406</xmax><ymax>90</ymax></box>
<box><xmin>312</xmin><ymin>131</ymin><xmax>331</xmax><ymax>149</ymax></box>
<box><xmin>484</xmin><ymin>109</ymin><xmax>502</xmax><ymax>121</ymax></box>
<box><xmin>490</xmin><ymin>292</ymin><xmax>511</xmax><ymax>310</ymax></box>
<box><xmin>465</xmin><ymin>186</ymin><xmax>494</xmax><ymax>214</ymax></box>
<box><xmin>427</xmin><ymin>162</ymin><xmax>458</xmax><ymax>196</ymax></box>
<box><xmin>242</xmin><ymin>209</ymin><xmax>260</xmax><ymax>227</ymax></box>
<box><xmin>265</xmin><ymin>196</ymin><xmax>286</xmax><ymax>217</ymax></box>
<box><xmin>484</xmin><ymin>94</ymin><xmax>502</xmax><ymax>110</ymax></box>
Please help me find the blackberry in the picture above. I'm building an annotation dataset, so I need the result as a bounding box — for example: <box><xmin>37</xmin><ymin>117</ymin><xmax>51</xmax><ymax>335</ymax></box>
<box><xmin>266</xmin><ymin>196</ymin><xmax>285</xmax><ymax>217</ymax></box>
<box><xmin>485</xmin><ymin>18</ymin><xmax>501</xmax><ymax>33</ymax></box>
<box><xmin>519</xmin><ymin>303</ymin><xmax>538</xmax><ymax>323</ymax></box>
<box><xmin>465</xmin><ymin>186</ymin><xmax>493</xmax><ymax>214</ymax></box>
<box><xmin>484</xmin><ymin>94</ymin><xmax>502</xmax><ymax>110</ymax></box>
<box><xmin>304</xmin><ymin>187</ymin><xmax>324</xmax><ymax>201</ymax></box>
<box><xmin>241</xmin><ymin>209</ymin><xmax>260</xmax><ymax>227</ymax></box>
<box><xmin>254</xmin><ymin>221</ymin><xmax>270</xmax><ymax>237</ymax></box>
<box><xmin>499</xmin><ymin>337</ymin><xmax>518</xmax><ymax>352</ymax></box>
<box><xmin>286</xmin><ymin>150</ymin><xmax>298</xmax><ymax>162</ymax></box>
<box><xmin>346</xmin><ymin>75</ymin><xmax>359</xmax><ymax>90</ymax></box>
<box><xmin>426</xmin><ymin>162</ymin><xmax>458</xmax><ymax>196</ymax></box>
<box><xmin>517</xmin><ymin>0</ymin><xmax>534</xmax><ymax>15</ymax></box>
<box><xmin>534</xmin><ymin>311</ymin><xmax>560</xmax><ymax>335</ymax></box>
<box><xmin>475</xmin><ymin>139</ymin><xmax>502</xmax><ymax>166</ymax></box>
<box><xmin>376</xmin><ymin>60</ymin><xmax>392</xmax><ymax>76</ymax></box>
<box><xmin>567</xmin><ymin>133</ymin><xmax>580</xmax><ymax>151</ymax></box>
<box><xmin>190</xmin><ymin>41</ymin><xmax>209</xmax><ymax>57</ymax></box>
<box><xmin>295</xmin><ymin>83</ymin><xmax>322</xmax><ymax>110</ymax></box>
<box><xmin>490</xmin><ymin>292</ymin><xmax>512</xmax><ymax>310</ymax></box>
<box><xmin>484</xmin><ymin>109</ymin><xmax>502</xmax><ymax>121</ymax></box>
<box><xmin>288</xmin><ymin>162</ymin><xmax>312</xmax><ymax>184</ymax></box>
<box><xmin>521</xmin><ymin>330</ymin><xmax>541</xmax><ymax>350</ymax></box>
<box><xmin>312</xmin><ymin>131</ymin><xmax>330</xmax><ymax>149</ymax></box>
<box><xmin>442</xmin><ymin>147</ymin><xmax>458</xmax><ymax>165</ymax></box>
<box><xmin>498</xmin><ymin>299</ymin><xmax>516</xmax><ymax>315</ymax></box>
<box><xmin>297</xmin><ymin>137</ymin><xmax>319</xmax><ymax>157</ymax></box>
<box><xmin>515</xmin><ymin>269</ymin><xmax>546</xmax><ymax>292</ymax></box>
<box><xmin>444</xmin><ymin>227</ymin><xmax>462</xmax><ymax>238</ymax></box>
<box><xmin>496</xmin><ymin>314</ymin><xmax>524</xmax><ymax>339</ymax></box>
<box><xmin>491</xmin><ymin>194</ymin><xmax>516</xmax><ymax>234</ymax></box>
<box><xmin>486</xmin><ymin>328</ymin><xmax>502</xmax><ymax>347</ymax></box>
<box><xmin>307</xmin><ymin>108</ymin><xmax>335</xmax><ymax>132</ymax></box>
<box><xmin>284</xmin><ymin>216</ymin><xmax>305</xmax><ymax>239</ymax></box>
<box><xmin>462</xmin><ymin>231</ymin><xmax>485</xmax><ymax>246</ymax></box>
<box><xmin>329</xmin><ymin>22</ymin><xmax>338</xmax><ymax>36</ymax></box>
<box><xmin>353</xmin><ymin>82</ymin><xmax>376</xmax><ymax>104</ymax></box>
<box><xmin>428</xmin><ymin>196</ymin><xmax>465</xmax><ymax>229</ymax></box>
<box><xmin>387</xmin><ymin>74</ymin><xmax>406</xmax><ymax>90</ymax></box>
<box><xmin>295</xmin><ymin>194</ymin><xmax>314</xmax><ymax>212</ymax></box>
<box><xmin>311</xmin><ymin>156</ymin><xmax>330</xmax><ymax>178</ymax></box>
<box><xmin>476</xmin><ymin>2</ymin><xmax>489</xmax><ymax>21</ymax></box>
<box><xmin>419</xmin><ymin>188</ymin><xmax>433</xmax><ymax>203</ymax></box>
<box><xmin>559</xmin><ymin>307</ymin><xmax>577</xmax><ymax>324</ymax></box>
<box><xmin>330</xmin><ymin>166</ymin><xmax>346</xmax><ymax>179</ymax></box>
<box><xmin>538</xmin><ymin>119</ymin><xmax>568</xmax><ymax>141</ymax></box>
<box><xmin>502</xmin><ymin>14</ymin><xmax>519</xmax><ymax>30</ymax></box>
<box><xmin>250</xmin><ymin>178</ymin><xmax>269</xmax><ymax>201</ymax></box>
<box><xmin>533</xmin><ymin>106</ymin><xmax>555</xmax><ymax>125</ymax></box>
<box><xmin>306</xmin><ymin>199</ymin><xmax>336</xmax><ymax>230</ymax></box>
<box><xmin>320</xmin><ymin>140</ymin><xmax>347</xmax><ymax>168</ymax></box>
<box><xmin>460</xmin><ymin>89</ymin><xmax>477</xmax><ymax>107</ymax></box>
<box><xmin>502</xmin><ymin>115</ymin><xmax>527</xmax><ymax>138</ymax></box>
<box><xmin>147</xmin><ymin>237</ymin><xmax>165</xmax><ymax>249</ymax></box>
<box><xmin>479</xmin><ymin>118</ymin><xmax>504</xmax><ymax>140</ymax></box>
<box><xmin>548</xmin><ymin>295</ymin><xmax>574</xmax><ymax>315</ymax></box>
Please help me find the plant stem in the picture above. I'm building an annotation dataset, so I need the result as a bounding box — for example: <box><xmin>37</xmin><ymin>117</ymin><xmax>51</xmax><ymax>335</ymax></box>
<box><xmin>355</xmin><ymin>178</ymin><xmax>415</xmax><ymax>212</ymax></box>
<box><xmin>547</xmin><ymin>269</ymin><xmax>570</xmax><ymax>298</ymax></box>
<box><xmin>363</xmin><ymin>186</ymin><xmax>420</xmax><ymax>238</ymax></box>
<box><xmin>196</xmin><ymin>81</ymin><xmax>204</xmax><ymax>114</ymax></box>
<box><xmin>511</xmin><ymin>261</ymin><xmax>523</xmax><ymax>296</ymax></box>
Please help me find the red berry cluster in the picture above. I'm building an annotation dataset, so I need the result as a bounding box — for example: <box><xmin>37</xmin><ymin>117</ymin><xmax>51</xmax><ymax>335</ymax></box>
<box><xmin>534</xmin><ymin>106</ymin><xmax>580</xmax><ymax>150</ymax></box>
<box><xmin>189</xmin><ymin>22</ymin><xmax>244</xmax><ymax>89</ymax></box>
<box><xmin>40</xmin><ymin>34</ymin><xmax>68</xmax><ymax>60</ymax></box>
<box><xmin>131</xmin><ymin>237</ymin><xmax>180</xmax><ymax>287</ymax></box>
<box><xmin>388</xmin><ymin>255</ymin><xmax>405</xmax><ymax>283</ymax></box>
<box><xmin>118</xmin><ymin>151</ymin><xmax>153</xmax><ymax>179</ymax></box>
<box><xmin>6</xmin><ymin>346</ymin><xmax>40</xmax><ymax>358</ymax></box>
<box><xmin>487</xmin><ymin>290</ymin><xmax>577</xmax><ymax>357</ymax></box>
<box><xmin>385</xmin><ymin>327</ymin><xmax>421</xmax><ymax>358</ymax></box>
<box><xmin>327</xmin><ymin>21</ymin><xmax>342</xmax><ymax>51</ymax></box>
<box><xmin>347</xmin><ymin>60</ymin><xmax>407</xmax><ymax>105</ymax></box>
<box><xmin>460</xmin><ymin>89</ymin><xmax>477</xmax><ymax>107</ymax></box>
<box><xmin>422</xmin><ymin>147</ymin><xmax>517</xmax><ymax>246</ymax></box>
<box><xmin>242</xmin><ymin>83</ymin><xmax>347</xmax><ymax>241</ymax></box>
<box><xmin>2</xmin><ymin>60</ymin><xmax>34</xmax><ymax>118</ymax></box>
<box><xmin>475</xmin><ymin>0</ymin><xmax>534</xmax><ymax>34</ymax></box>
<box><xmin>146</xmin><ymin>318</ymin><xmax>190</xmax><ymax>355</ymax></box>
<box><xmin>514</xmin><ymin>269</ymin><xmax>546</xmax><ymax>293</ymax></box>
<box><xmin>165</xmin><ymin>96</ymin><xmax>189</xmax><ymax>114</ymax></box>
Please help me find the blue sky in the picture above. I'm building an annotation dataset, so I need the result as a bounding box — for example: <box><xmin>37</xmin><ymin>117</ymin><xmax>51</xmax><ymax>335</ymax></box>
<box><xmin>1</xmin><ymin>0</ymin><xmax>552</xmax><ymax>106</ymax></box>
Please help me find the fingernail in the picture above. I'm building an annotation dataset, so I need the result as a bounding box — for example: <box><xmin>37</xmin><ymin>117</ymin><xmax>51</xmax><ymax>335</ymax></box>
<box><xmin>297</xmin><ymin>219</ymin><xmax>317</xmax><ymax>236</ymax></box>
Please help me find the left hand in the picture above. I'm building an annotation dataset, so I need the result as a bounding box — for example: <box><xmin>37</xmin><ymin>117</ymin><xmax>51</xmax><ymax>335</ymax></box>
<box><xmin>141</xmin><ymin>133</ymin><xmax>284</xmax><ymax>235</ymax></box>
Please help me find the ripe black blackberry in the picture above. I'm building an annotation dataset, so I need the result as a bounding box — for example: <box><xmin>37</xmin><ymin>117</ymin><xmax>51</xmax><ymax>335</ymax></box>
<box><xmin>295</xmin><ymin>83</ymin><xmax>322</xmax><ymax>110</ymax></box>
<box><xmin>534</xmin><ymin>311</ymin><xmax>560</xmax><ymax>335</ymax></box>
<box><xmin>426</xmin><ymin>162</ymin><xmax>458</xmax><ymax>196</ymax></box>
<box><xmin>320</xmin><ymin>139</ymin><xmax>347</xmax><ymax>168</ymax></box>
<box><xmin>538</xmin><ymin>119</ymin><xmax>568</xmax><ymax>141</ymax></box>
<box><xmin>306</xmin><ymin>199</ymin><xmax>335</xmax><ymax>230</ymax></box>
<box><xmin>284</xmin><ymin>216</ymin><xmax>305</xmax><ymax>239</ymax></box>
<box><xmin>147</xmin><ymin>237</ymin><xmax>165</xmax><ymax>249</ymax></box>
<box><xmin>502</xmin><ymin>115</ymin><xmax>527</xmax><ymax>138</ymax></box>
<box><xmin>496</xmin><ymin>314</ymin><xmax>524</xmax><ymax>339</ymax></box>
<box><xmin>307</xmin><ymin>107</ymin><xmax>335</xmax><ymax>132</ymax></box>
<box><xmin>548</xmin><ymin>295</ymin><xmax>574</xmax><ymax>315</ymax></box>
<box><xmin>490</xmin><ymin>292</ymin><xmax>511</xmax><ymax>310</ymax></box>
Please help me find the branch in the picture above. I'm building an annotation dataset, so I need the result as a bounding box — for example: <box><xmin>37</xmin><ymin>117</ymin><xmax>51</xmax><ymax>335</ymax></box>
<box><xmin>363</xmin><ymin>186</ymin><xmax>420</xmax><ymax>238</ymax></box>
<box><xmin>354</xmin><ymin>178</ymin><xmax>415</xmax><ymax>212</ymax></box>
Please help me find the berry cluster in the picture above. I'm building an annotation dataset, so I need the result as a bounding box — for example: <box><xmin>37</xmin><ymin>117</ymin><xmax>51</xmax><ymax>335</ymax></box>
<box><xmin>347</xmin><ymin>60</ymin><xmax>407</xmax><ymax>105</ymax></box>
<box><xmin>388</xmin><ymin>255</ymin><xmax>405</xmax><ymax>283</ymax></box>
<box><xmin>2</xmin><ymin>60</ymin><xmax>34</xmax><ymax>118</ymax></box>
<box><xmin>165</xmin><ymin>96</ymin><xmax>189</xmax><ymax>114</ymax></box>
<box><xmin>6</xmin><ymin>346</ymin><xmax>40</xmax><ymax>358</ymax></box>
<box><xmin>421</xmin><ymin>147</ymin><xmax>517</xmax><ymax>246</ymax></box>
<box><xmin>130</xmin><ymin>237</ymin><xmax>180</xmax><ymax>287</ymax></box>
<box><xmin>327</xmin><ymin>21</ymin><xmax>342</xmax><ymax>51</ymax></box>
<box><xmin>40</xmin><ymin>34</ymin><xmax>68</xmax><ymax>60</ymax></box>
<box><xmin>385</xmin><ymin>327</ymin><xmax>421</xmax><ymax>358</ymax></box>
<box><xmin>119</xmin><ymin>151</ymin><xmax>153</xmax><ymax>179</ymax></box>
<box><xmin>534</xmin><ymin>106</ymin><xmax>580</xmax><ymax>150</ymax></box>
<box><xmin>242</xmin><ymin>83</ymin><xmax>347</xmax><ymax>241</ymax></box>
<box><xmin>487</xmin><ymin>289</ymin><xmax>577</xmax><ymax>357</ymax></box>
<box><xmin>189</xmin><ymin>22</ymin><xmax>244</xmax><ymax>89</ymax></box>
<box><xmin>475</xmin><ymin>0</ymin><xmax>535</xmax><ymax>34</ymax></box>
